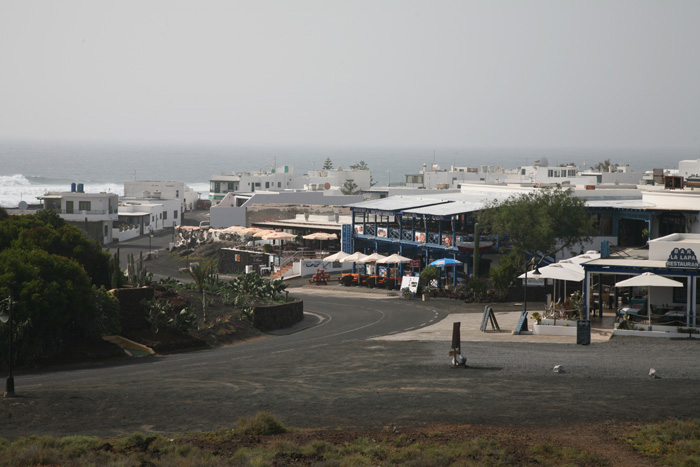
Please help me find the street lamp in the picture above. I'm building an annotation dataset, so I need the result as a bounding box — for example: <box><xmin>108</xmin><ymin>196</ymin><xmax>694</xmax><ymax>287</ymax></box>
<box><xmin>523</xmin><ymin>260</ymin><xmax>541</xmax><ymax>314</ymax></box>
<box><xmin>0</xmin><ymin>296</ymin><xmax>15</xmax><ymax>398</ymax></box>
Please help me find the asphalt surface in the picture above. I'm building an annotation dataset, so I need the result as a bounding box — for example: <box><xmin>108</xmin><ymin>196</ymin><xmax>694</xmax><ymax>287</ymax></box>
<box><xmin>3</xmin><ymin>284</ymin><xmax>700</xmax><ymax>439</ymax></box>
<box><xmin>2</xmin><ymin>229</ymin><xmax>700</xmax><ymax>439</ymax></box>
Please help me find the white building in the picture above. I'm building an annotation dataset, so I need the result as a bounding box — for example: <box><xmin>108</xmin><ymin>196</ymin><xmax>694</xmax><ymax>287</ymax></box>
<box><xmin>118</xmin><ymin>198</ymin><xmax>182</xmax><ymax>231</ymax></box>
<box><xmin>38</xmin><ymin>186</ymin><xmax>119</xmax><ymax>245</ymax></box>
<box><xmin>210</xmin><ymin>191</ymin><xmax>363</xmax><ymax>228</ymax></box>
<box><xmin>209</xmin><ymin>165</ymin><xmax>372</xmax><ymax>202</ymax></box>
<box><xmin>404</xmin><ymin>160</ymin><xmax>643</xmax><ymax>189</ymax></box>
<box><xmin>678</xmin><ymin>159</ymin><xmax>700</xmax><ymax>180</ymax></box>
<box><xmin>123</xmin><ymin>180</ymin><xmax>199</xmax><ymax>212</ymax></box>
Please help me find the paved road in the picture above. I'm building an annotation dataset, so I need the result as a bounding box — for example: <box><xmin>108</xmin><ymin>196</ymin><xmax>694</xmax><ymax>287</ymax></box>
<box><xmin>4</xmin><ymin>285</ymin><xmax>700</xmax><ymax>439</ymax></box>
<box><xmin>0</xmin><ymin>290</ymin><xmax>446</xmax><ymax>438</ymax></box>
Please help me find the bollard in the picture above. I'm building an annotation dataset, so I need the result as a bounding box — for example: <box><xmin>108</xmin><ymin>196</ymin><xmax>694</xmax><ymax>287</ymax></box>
<box><xmin>449</xmin><ymin>322</ymin><xmax>466</xmax><ymax>367</ymax></box>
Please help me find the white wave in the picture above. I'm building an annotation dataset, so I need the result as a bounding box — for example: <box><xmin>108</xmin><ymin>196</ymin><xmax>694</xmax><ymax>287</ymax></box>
<box><xmin>0</xmin><ymin>181</ymin><xmax>124</xmax><ymax>208</ymax></box>
<box><xmin>0</xmin><ymin>174</ymin><xmax>31</xmax><ymax>187</ymax></box>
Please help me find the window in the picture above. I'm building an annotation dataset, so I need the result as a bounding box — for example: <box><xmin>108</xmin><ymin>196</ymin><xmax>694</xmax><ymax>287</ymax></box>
<box><xmin>265</xmin><ymin>181</ymin><xmax>270</xmax><ymax>188</ymax></box>
<box><xmin>163</xmin><ymin>211</ymin><xmax>168</xmax><ymax>220</ymax></box>
<box><xmin>66</xmin><ymin>201</ymin><xmax>74</xmax><ymax>214</ymax></box>
<box><xmin>79</xmin><ymin>201</ymin><xmax>91</xmax><ymax>211</ymax></box>
<box><xmin>176</xmin><ymin>190</ymin><xmax>179</xmax><ymax>198</ymax></box>
<box><xmin>255</xmin><ymin>182</ymin><xmax>261</xmax><ymax>187</ymax></box>
<box><xmin>174</xmin><ymin>210</ymin><xmax>178</xmax><ymax>219</ymax></box>
<box><xmin>278</xmin><ymin>182</ymin><xmax>281</xmax><ymax>188</ymax></box>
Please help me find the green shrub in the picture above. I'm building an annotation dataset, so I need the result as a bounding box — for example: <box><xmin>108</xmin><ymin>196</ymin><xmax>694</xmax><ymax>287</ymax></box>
<box><xmin>144</xmin><ymin>299</ymin><xmax>197</xmax><ymax>333</ymax></box>
<box><xmin>235</xmin><ymin>412</ymin><xmax>287</xmax><ymax>436</ymax></box>
<box><xmin>419</xmin><ymin>266</ymin><xmax>439</xmax><ymax>288</ymax></box>
<box><xmin>469</xmin><ymin>277</ymin><xmax>488</xmax><ymax>301</ymax></box>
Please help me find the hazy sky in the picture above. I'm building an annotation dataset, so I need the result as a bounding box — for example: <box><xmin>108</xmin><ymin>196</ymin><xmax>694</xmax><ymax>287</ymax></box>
<box><xmin>1</xmin><ymin>0</ymin><xmax>699</xmax><ymax>152</ymax></box>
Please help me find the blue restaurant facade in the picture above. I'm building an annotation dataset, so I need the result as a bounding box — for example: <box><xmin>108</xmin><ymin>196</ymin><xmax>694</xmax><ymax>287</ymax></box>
<box><xmin>583</xmin><ymin>233</ymin><xmax>700</xmax><ymax>328</ymax></box>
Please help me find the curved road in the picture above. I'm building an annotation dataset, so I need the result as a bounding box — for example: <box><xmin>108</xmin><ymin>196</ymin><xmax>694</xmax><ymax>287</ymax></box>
<box><xmin>4</xmin><ymin>285</ymin><xmax>700</xmax><ymax>438</ymax></box>
<box><xmin>1</xmin><ymin>290</ymin><xmax>445</xmax><ymax>438</ymax></box>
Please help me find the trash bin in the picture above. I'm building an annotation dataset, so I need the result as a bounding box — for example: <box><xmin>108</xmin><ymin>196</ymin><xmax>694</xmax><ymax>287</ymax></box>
<box><xmin>245</xmin><ymin>265</ymin><xmax>253</xmax><ymax>274</ymax></box>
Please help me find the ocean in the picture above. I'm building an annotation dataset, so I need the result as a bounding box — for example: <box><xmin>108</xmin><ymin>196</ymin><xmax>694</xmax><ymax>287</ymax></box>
<box><xmin>0</xmin><ymin>140</ymin><xmax>691</xmax><ymax>208</ymax></box>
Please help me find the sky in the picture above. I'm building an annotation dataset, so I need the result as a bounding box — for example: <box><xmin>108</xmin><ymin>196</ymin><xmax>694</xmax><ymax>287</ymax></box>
<box><xmin>1</xmin><ymin>0</ymin><xmax>699</xmax><ymax>153</ymax></box>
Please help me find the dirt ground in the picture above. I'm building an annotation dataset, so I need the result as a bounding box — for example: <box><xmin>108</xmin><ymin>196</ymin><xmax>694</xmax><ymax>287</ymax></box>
<box><xmin>183</xmin><ymin>422</ymin><xmax>654</xmax><ymax>466</ymax></box>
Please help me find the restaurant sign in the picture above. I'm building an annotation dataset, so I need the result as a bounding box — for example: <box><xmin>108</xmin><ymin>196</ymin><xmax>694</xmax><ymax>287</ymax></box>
<box><xmin>665</xmin><ymin>248</ymin><xmax>699</xmax><ymax>268</ymax></box>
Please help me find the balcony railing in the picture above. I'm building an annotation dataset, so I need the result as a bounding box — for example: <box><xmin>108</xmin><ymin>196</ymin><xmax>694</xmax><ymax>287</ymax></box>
<box><xmin>61</xmin><ymin>209</ymin><xmax>111</xmax><ymax>215</ymax></box>
<box><xmin>354</xmin><ymin>225</ymin><xmax>471</xmax><ymax>247</ymax></box>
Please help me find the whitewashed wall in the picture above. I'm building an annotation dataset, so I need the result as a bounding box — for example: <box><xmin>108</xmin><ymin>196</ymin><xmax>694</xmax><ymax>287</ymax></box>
<box><xmin>293</xmin><ymin>260</ymin><xmax>353</xmax><ymax>277</ymax></box>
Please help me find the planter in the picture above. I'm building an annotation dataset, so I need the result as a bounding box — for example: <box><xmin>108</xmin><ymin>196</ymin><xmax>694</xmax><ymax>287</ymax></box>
<box><xmin>532</xmin><ymin>323</ymin><xmax>577</xmax><ymax>336</ymax></box>
<box><xmin>541</xmin><ymin>318</ymin><xmax>578</xmax><ymax>327</ymax></box>
<box><xmin>613</xmin><ymin>324</ymin><xmax>699</xmax><ymax>338</ymax></box>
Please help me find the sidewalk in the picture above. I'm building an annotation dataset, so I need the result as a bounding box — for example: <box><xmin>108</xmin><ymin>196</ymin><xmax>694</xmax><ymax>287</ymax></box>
<box><xmin>374</xmin><ymin>310</ymin><xmax>615</xmax><ymax>344</ymax></box>
<box><xmin>290</xmin><ymin>282</ymin><xmax>615</xmax><ymax>344</ymax></box>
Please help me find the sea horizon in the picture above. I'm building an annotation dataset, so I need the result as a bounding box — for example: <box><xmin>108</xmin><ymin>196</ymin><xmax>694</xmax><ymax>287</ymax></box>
<box><xmin>1</xmin><ymin>139</ymin><xmax>696</xmax><ymax>208</ymax></box>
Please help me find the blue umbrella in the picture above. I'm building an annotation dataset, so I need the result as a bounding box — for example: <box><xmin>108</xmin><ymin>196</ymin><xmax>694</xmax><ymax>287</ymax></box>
<box><xmin>429</xmin><ymin>258</ymin><xmax>463</xmax><ymax>267</ymax></box>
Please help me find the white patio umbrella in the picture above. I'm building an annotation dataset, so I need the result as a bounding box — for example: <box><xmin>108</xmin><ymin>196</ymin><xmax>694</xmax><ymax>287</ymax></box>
<box><xmin>519</xmin><ymin>263</ymin><xmax>584</xmax><ymax>306</ymax></box>
<box><xmin>262</xmin><ymin>231</ymin><xmax>297</xmax><ymax>240</ymax></box>
<box><xmin>554</xmin><ymin>257</ymin><xmax>595</xmax><ymax>303</ymax></box>
<box><xmin>377</xmin><ymin>253</ymin><xmax>412</xmax><ymax>264</ymax></box>
<box><xmin>340</xmin><ymin>252</ymin><xmax>368</xmax><ymax>263</ymax></box>
<box><xmin>323</xmin><ymin>251</ymin><xmax>349</xmax><ymax>262</ymax></box>
<box><xmin>566</xmin><ymin>251</ymin><xmax>601</xmax><ymax>264</ymax></box>
<box><xmin>357</xmin><ymin>253</ymin><xmax>387</xmax><ymax>264</ymax></box>
<box><xmin>237</xmin><ymin>227</ymin><xmax>260</xmax><ymax>236</ymax></box>
<box><xmin>262</xmin><ymin>231</ymin><xmax>297</xmax><ymax>253</ymax></box>
<box><xmin>254</xmin><ymin>229</ymin><xmax>277</xmax><ymax>238</ymax></box>
<box><xmin>302</xmin><ymin>232</ymin><xmax>338</xmax><ymax>251</ymax></box>
<box><xmin>377</xmin><ymin>253</ymin><xmax>412</xmax><ymax>280</ymax></box>
<box><xmin>357</xmin><ymin>253</ymin><xmax>387</xmax><ymax>275</ymax></box>
<box><xmin>340</xmin><ymin>251</ymin><xmax>369</xmax><ymax>274</ymax></box>
<box><xmin>303</xmin><ymin>232</ymin><xmax>338</xmax><ymax>240</ymax></box>
<box><xmin>615</xmin><ymin>272</ymin><xmax>683</xmax><ymax>330</ymax></box>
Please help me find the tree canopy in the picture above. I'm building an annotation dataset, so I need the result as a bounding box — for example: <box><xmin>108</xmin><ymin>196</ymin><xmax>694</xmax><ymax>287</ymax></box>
<box><xmin>340</xmin><ymin>179</ymin><xmax>361</xmax><ymax>195</ymax></box>
<box><xmin>0</xmin><ymin>212</ymin><xmax>119</xmax><ymax>367</ymax></box>
<box><xmin>0</xmin><ymin>248</ymin><xmax>120</xmax><ymax>367</ymax></box>
<box><xmin>590</xmin><ymin>159</ymin><xmax>618</xmax><ymax>172</ymax></box>
<box><xmin>477</xmin><ymin>187</ymin><xmax>592</xmax><ymax>265</ymax></box>
<box><xmin>350</xmin><ymin>160</ymin><xmax>376</xmax><ymax>186</ymax></box>
<box><xmin>322</xmin><ymin>157</ymin><xmax>334</xmax><ymax>170</ymax></box>
<box><xmin>0</xmin><ymin>213</ymin><xmax>111</xmax><ymax>286</ymax></box>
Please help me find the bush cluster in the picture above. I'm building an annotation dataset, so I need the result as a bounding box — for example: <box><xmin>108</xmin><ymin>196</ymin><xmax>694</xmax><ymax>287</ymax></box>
<box><xmin>0</xmin><ymin>213</ymin><xmax>118</xmax><ymax>367</ymax></box>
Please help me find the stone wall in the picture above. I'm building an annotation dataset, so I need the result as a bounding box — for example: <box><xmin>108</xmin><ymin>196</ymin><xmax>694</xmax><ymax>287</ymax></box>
<box><xmin>253</xmin><ymin>299</ymin><xmax>303</xmax><ymax>331</ymax></box>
